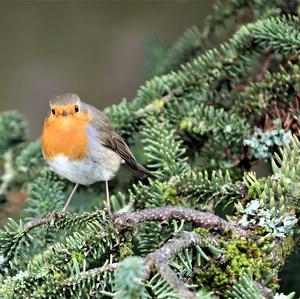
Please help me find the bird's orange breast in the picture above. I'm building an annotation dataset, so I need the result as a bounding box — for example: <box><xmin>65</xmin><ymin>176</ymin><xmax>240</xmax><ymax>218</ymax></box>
<box><xmin>41</xmin><ymin>113</ymin><xmax>92</xmax><ymax>161</ymax></box>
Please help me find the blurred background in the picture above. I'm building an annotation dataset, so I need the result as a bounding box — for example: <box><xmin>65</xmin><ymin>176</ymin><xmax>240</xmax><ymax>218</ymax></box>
<box><xmin>0</xmin><ymin>0</ymin><xmax>214</xmax><ymax>138</ymax></box>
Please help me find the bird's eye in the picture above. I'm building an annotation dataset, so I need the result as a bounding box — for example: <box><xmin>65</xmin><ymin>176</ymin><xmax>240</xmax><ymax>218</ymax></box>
<box><xmin>74</xmin><ymin>105</ymin><xmax>79</xmax><ymax>113</ymax></box>
<box><xmin>51</xmin><ymin>109</ymin><xmax>55</xmax><ymax>115</ymax></box>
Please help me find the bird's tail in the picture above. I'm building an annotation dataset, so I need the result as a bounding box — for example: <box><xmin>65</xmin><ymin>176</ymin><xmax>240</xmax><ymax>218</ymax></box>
<box><xmin>136</xmin><ymin>163</ymin><xmax>156</xmax><ymax>179</ymax></box>
<box><xmin>124</xmin><ymin>162</ymin><xmax>156</xmax><ymax>179</ymax></box>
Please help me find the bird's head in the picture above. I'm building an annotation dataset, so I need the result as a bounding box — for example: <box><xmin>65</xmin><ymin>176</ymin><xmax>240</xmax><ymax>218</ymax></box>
<box><xmin>46</xmin><ymin>93</ymin><xmax>91</xmax><ymax>129</ymax></box>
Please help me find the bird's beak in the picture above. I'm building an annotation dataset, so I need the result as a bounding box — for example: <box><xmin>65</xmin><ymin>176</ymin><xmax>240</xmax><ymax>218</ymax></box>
<box><xmin>62</xmin><ymin>110</ymin><xmax>68</xmax><ymax>117</ymax></box>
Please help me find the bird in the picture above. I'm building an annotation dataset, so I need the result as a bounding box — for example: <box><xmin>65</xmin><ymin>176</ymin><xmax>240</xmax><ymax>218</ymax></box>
<box><xmin>41</xmin><ymin>93</ymin><xmax>152</xmax><ymax>213</ymax></box>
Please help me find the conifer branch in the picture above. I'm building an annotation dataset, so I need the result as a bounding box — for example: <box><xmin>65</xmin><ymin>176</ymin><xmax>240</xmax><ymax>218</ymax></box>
<box><xmin>51</xmin><ymin>232</ymin><xmax>210</xmax><ymax>299</ymax></box>
<box><xmin>114</xmin><ymin>206</ymin><xmax>249</xmax><ymax>236</ymax></box>
<box><xmin>16</xmin><ymin>206</ymin><xmax>249</xmax><ymax>237</ymax></box>
<box><xmin>21</xmin><ymin>212</ymin><xmax>51</xmax><ymax>233</ymax></box>
<box><xmin>143</xmin><ymin>231</ymin><xmax>205</xmax><ymax>299</ymax></box>
<box><xmin>134</xmin><ymin>89</ymin><xmax>178</xmax><ymax>117</ymax></box>
<box><xmin>255</xmin><ymin>52</ymin><xmax>275</xmax><ymax>82</ymax></box>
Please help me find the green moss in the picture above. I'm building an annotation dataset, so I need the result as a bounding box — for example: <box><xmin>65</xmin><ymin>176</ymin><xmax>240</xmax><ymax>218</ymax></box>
<box><xmin>195</xmin><ymin>227</ymin><xmax>211</xmax><ymax>238</ymax></box>
<box><xmin>119</xmin><ymin>237</ymin><xmax>134</xmax><ymax>260</ymax></box>
<box><xmin>280</xmin><ymin>235</ymin><xmax>296</xmax><ymax>260</ymax></box>
<box><xmin>162</xmin><ymin>188</ymin><xmax>181</xmax><ymax>205</ymax></box>
<box><xmin>161</xmin><ymin>182</ymin><xmax>182</xmax><ymax>205</ymax></box>
<box><xmin>71</xmin><ymin>251</ymin><xmax>85</xmax><ymax>264</ymax></box>
<box><xmin>288</xmin><ymin>181</ymin><xmax>300</xmax><ymax>201</ymax></box>
<box><xmin>197</xmin><ymin>263</ymin><xmax>229</xmax><ymax>291</ymax></box>
<box><xmin>52</xmin><ymin>272</ymin><xmax>63</xmax><ymax>280</ymax></box>
<box><xmin>195</xmin><ymin>236</ymin><xmax>277</xmax><ymax>297</ymax></box>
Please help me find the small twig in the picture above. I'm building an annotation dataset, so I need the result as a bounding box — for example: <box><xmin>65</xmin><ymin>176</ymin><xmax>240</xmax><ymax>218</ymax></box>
<box><xmin>156</xmin><ymin>263</ymin><xmax>195</xmax><ymax>299</ymax></box>
<box><xmin>114</xmin><ymin>206</ymin><xmax>249</xmax><ymax>236</ymax></box>
<box><xmin>59</xmin><ymin>263</ymin><xmax>117</xmax><ymax>289</ymax></box>
<box><xmin>134</xmin><ymin>88</ymin><xmax>180</xmax><ymax>117</ymax></box>
<box><xmin>255</xmin><ymin>52</ymin><xmax>274</xmax><ymax>82</ymax></box>
<box><xmin>83</xmin><ymin>262</ymin><xmax>119</xmax><ymax>277</ymax></box>
<box><xmin>21</xmin><ymin>214</ymin><xmax>50</xmax><ymax>233</ymax></box>
<box><xmin>143</xmin><ymin>231</ymin><xmax>204</xmax><ymax>277</ymax></box>
<box><xmin>143</xmin><ymin>231</ymin><xmax>206</xmax><ymax>299</ymax></box>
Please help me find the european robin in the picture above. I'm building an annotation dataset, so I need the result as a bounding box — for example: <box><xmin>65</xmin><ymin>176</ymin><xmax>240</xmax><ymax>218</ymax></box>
<box><xmin>41</xmin><ymin>93</ymin><xmax>151</xmax><ymax>213</ymax></box>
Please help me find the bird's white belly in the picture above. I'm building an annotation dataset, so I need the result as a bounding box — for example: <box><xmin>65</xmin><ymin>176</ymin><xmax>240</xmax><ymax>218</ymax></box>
<box><xmin>47</xmin><ymin>154</ymin><xmax>119</xmax><ymax>185</ymax></box>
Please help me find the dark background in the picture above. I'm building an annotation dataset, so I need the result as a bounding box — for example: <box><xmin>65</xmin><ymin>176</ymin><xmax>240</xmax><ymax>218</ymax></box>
<box><xmin>0</xmin><ymin>1</ymin><xmax>213</xmax><ymax>137</ymax></box>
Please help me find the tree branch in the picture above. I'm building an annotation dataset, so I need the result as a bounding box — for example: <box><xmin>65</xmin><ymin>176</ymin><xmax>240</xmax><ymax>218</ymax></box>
<box><xmin>71</xmin><ymin>231</ymin><xmax>205</xmax><ymax>299</ymax></box>
<box><xmin>134</xmin><ymin>88</ymin><xmax>180</xmax><ymax>117</ymax></box>
<box><xmin>114</xmin><ymin>206</ymin><xmax>249</xmax><ymax>236</ymax></box>
<box><xmin>143</xmin><ymin>231</ymin><xmax>207</xmax><ymax>299</ymax></box>
<box><xmin>255</xmin><ymin>282</ymin><xmax>273</xmax><ymax>299</ymax></box>
<box><xmin>19</xmin><ymin>205</ymin><xmax>248</xmax><ymax>237</ymax></box>
<box><xmin>155</xmin><ymin>263</ymin><xmax>195</xmax><ymax>299</ymax></box>
<box><xmin>255</xmin><ymin>51</ymin><xmax>274</xmax><ymax>82</ymax></box>
<box><xmin>21</xmin><ymin>211</ymin><xmax>56</xmax><ymax>233</ymax></box>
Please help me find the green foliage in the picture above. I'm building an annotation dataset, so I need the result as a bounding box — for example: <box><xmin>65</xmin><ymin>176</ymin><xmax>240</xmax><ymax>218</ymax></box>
<box><xmin>114</xmin><ymin>256</ymin><xmax>146</xmax><ymax>299</ymax></box>
<box><xmin>145</xmin><ymin>272</ymin><xmax>181</xmax><ymax>299</ymax></box>
<box><xmin>0</xmin><ymin>218</ymin><xmax>32</xmax><ymax>272</ymax></box>
<box><xmin>0</xmin><ymin>212</ymin><xmax>118</xmax><ymax>298</ymax></box>
<box><xmin>25</xmin><ymin>168</ymin><xmax>66</xmax><ymax>220</ymax></box>
<box><xmin>234</xmin><ymin>65</ymin><xmax>300</xmax><ymax>121</ymax></box>
<box><xmin>232</xmin><ymin>270</ymin><xmax>296</xmax><ymax>299</ymax></box>
<box><xmin>196</xmin><ymin>290</ymin><xmax>217</xmax><ymax>299</ymax></box>
<box><xmin>207</xmin><ymin>0</ymin><xmax>285</xmax><ymax>33</ymax></box>
<box><xmin>15</xmin><ymin>140</ymin><xmax>44</xmax><ymax>182</ymax></box>
<box><xmin>141</xmin><ymin>117</ymin><xmax>189</xmax><ymax>179</ymax></box>
<box><xmin>176</xmin><ymin>101</ymin><xmax>250</xmax><ymax>168</ymax></box>
<box><xmin>0</xmin><ymin>111</ymin><xmax>28</xmax><ymax>158</ymax></box>
<box><xmin>231</xmin><ymin>270</ymin><xmax>264</xmax><ymax>299</ymax></box>
<box><xmin>178</xmin><ymin>103</ymin><xmax>249</xmax><ymax>140</ymax></box>
<box><xmin>175</xmin><ymin>169</ymin><xmax>241</xmax><ymax>208</ymax></box>
<box><xmin>274</xmin><ymin>293</ymin><xmax>295</xmax><ymax>299</ymax></box>
<box><xmin>272</xmin><ymin>134</ymin><xmax>300</xmax><ymax>181</ymax></box>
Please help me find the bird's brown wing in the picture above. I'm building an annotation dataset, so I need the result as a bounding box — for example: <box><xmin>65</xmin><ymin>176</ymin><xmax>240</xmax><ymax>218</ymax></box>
<box><xmin>101</xmin><ymin>131</ymin><xmax>137</xmax><ymax>169</ymax></box>
<box><xmin>100</xmin><ymin>131</ymin><xmax>153</xmax><ymax>179</ymax></box>
<box><xmin>86</xmin><ymin>103</ymin><xmax>152</xmax><ymax>178</ymax></box>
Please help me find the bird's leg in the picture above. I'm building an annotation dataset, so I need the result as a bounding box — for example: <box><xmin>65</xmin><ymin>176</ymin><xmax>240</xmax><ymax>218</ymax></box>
<box><xmin>62</xmin><ymin>183</ymin><xmax>79</xmax><ymax>213</ymax></box>
<box><xmin>105</xmin><ymin>180</ymin><xmax>111</xmax><ymax>214</ymax></box>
